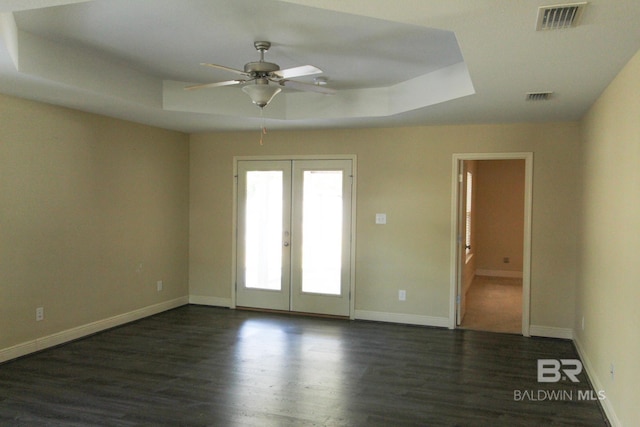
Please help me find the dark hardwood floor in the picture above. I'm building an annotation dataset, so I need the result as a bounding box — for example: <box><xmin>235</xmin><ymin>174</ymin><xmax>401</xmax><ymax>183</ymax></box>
<box><xmin>0</xmin><ymin>305</ymin><xmax>608</xmax><ymax>426</ymax></box>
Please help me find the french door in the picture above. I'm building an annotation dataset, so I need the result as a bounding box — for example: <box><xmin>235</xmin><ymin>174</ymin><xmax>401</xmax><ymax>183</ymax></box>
<box><xmin>236</xmin><ymin>159</ymin><xmax>353</xmax><ymax>316</ymax></box>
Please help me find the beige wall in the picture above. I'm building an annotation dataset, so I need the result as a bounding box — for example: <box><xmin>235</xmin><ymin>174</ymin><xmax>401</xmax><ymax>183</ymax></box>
<box><xmin>475</xmin><ymin>159</ymin><xmax>525</xmax><ymax>273</ymax></box>
<box><xmin>0</xmin><ymin>94</ymin><xmax>190</xmax><ymax>352</ymax></box>
<box><xmin>189</xmin><ymin>122</ymin><xmax>580</xmax><ymax>328</ymax></box>
<box><xmin>577</xmin><ymin>49</ymin><xmax>640</xmax><ymax>426</ymax></box>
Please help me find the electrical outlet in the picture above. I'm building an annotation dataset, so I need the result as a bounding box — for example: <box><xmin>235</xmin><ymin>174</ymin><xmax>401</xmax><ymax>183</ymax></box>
<box><xmin>398</xmin><ymin>290</ymin><xmax>406</xmax><ymax>301</ymax></box>
<box><xmin>36</xmin><ymin>307</ymin><xmax>44</xmax><ymax>321</ymax></box>
<box><xmin>157</xmin><ymin>280</ymin><xmax>163</xmax><ymax>292</ymax></box>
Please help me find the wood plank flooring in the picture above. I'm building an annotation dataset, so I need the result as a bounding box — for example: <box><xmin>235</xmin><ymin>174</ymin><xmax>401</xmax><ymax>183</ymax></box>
<box><xmin>0</xmin><ymin>305</ymin><xmax>608</xmax><ymax>426</ymax></box>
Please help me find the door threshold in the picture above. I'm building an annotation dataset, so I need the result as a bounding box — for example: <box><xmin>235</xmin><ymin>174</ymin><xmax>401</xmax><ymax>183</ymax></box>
<box><xmin>235</xmin><ymin>306</ymin><xmax>349</xmax><ymax>320</ymax></box>
<box><xmin>457</xmin><ymin>325</ymin><xmax>523</xmax><ymax>335</ymax></box>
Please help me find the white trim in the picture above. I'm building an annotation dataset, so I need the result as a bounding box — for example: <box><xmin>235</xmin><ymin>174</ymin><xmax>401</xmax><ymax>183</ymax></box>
<box><xmin>574</xmin><ymin>335</ymin><xmax>620</xmax><ymax>427</ymax></box>
<box><xmin>475</xmin><ymin>269</ymin><xmax>524</xmax><ymax>279</ymax></box>
<box><xmin>528</xmin><ymin>325</ymin><xmax>573</xmax><ymax>340</ymax></box>
<box><xmin>233</xmin><ymin>155</ymin><xmax>358</xmax><ymax>161</ymax></box>
<box><xmin>231</xmin><ymin>162</ymin><xmax>238</xmax><ymax>310</ymax></box>
<box><xmin>0</xmin><ymin>297</ymin><xmax>188</xmax><ymax>364</ymax></box>
<box><xmin>189</xmin><ymin>295</ymin><xmax>233</xmax><ymax>308</ymax></box>
<box><xmin>450</xmin><ymin>152</ymin><xmax>533</xmax><ymax>336</ymax></box>
<box><xmin>0</xmin><ymin>341</ymin><xmax>39</xmax><ymax>365</ymax></box>
<box><xmin>349</xmin><ymin>160</ymin><xmax>358</xmax><ymax>320</ymax></box>
<box><xmin>450</xmin><ymin>158</ymin><xmax>461</xmax><ymax>328</ymax></box>
<box><xmin>355</xmin><ymin>310</ymin><xmax>449</xmax><ymax>328</ymax></box>
<box><xmin>522</xmin><ymin>153</ymin><xmax>533</xmax><ymax>337</ymax></box>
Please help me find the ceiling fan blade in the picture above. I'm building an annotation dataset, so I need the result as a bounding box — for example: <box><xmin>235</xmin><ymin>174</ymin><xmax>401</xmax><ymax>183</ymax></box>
<box><xmin>272</xmin><ymin>65</ymin><xmax>322</xmax><ymax>79</ymax></box>
<box><xmin>184</xmin><ymin>79</ymin><xmax>245</xmax><ymax>91</ymax></box>
<box><xmin>279</xmin><ymin>79</ymin><xmax>336</xmax><ymax>94</ymax></box>
<box><xmin>201</xmin><ymin>63</ymin><xmax>249</xmax><ymax>76</ymax></box>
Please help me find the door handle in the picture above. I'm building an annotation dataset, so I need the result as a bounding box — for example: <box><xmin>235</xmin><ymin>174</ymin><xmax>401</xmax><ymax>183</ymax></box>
<box><xmin>284</xmin><ymin>242</ymin><xmax>290</xmax><ymax>247</ymax></box>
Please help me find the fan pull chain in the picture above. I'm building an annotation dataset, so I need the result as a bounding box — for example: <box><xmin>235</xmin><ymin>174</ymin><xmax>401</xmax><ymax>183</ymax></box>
<box><xmin>259</xmin><ymin>107</ymin><xmax>267</xmax><ymax>145</ymax></box>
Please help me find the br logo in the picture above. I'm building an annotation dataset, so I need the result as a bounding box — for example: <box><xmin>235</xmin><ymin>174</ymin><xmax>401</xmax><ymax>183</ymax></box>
<box><xmin>537</xmin><ymin>359</ymin><xmax>583</xmax><ymax>383</ymax></box>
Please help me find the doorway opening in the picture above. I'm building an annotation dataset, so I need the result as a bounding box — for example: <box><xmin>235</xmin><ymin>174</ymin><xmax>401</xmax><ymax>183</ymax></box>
<box><xmin>450</xmin><ymin>153</ymin><xmax>532</xmax><ymax>336</ymax></box>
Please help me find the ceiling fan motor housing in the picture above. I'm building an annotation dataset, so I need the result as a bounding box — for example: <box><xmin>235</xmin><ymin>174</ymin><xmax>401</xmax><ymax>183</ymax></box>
<box><xmin>244</xmin><ymin>61</ymin><xmax>280</xmax><ymax>77</ymax></box>
<box><xmin>244</xmin><ymin>41</ymin><xmax>280</xmax><ymax>78</ymax></box>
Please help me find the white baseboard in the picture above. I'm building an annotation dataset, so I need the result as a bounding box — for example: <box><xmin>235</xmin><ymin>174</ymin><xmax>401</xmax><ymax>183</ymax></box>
<box><xmin>189</xmin><ymin>295</ymin><xmax>232</xmax><ymax>308</ymax></box>
<box><xmin>574</xmin><ymin>335</ymin><xmax>620</xmax><ymax>427</ymax></box>
<box><xmin>0</xmin><ymin>296</ymin><xmax>188</xmax><ymax>364</ymax></box>
<box><xmin>355</xmin><ymin>310</ymin><xmax>449</xmax><ymax>328</ymax></box>
<box><xmin>0</xmin><ymin>341</ymin><xmax>39</xmax><ymax>365</ymax></box>
<box><xmin>529</xmin><ymin>325</ymin><xmax>573</xmax><ymax>340</ymax></box>
<box><xmin>475</xmin><ymin>269</ymin><xmax>523</xmax><ymax>278</ymax></box>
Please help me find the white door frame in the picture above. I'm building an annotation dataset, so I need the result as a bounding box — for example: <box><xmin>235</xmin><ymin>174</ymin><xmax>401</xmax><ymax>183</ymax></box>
<box><xmin>449</xmin><ymin>152</ymin><xmax>533</xmax><ymax>336</ymax></box>
<box><xmin>231</xmin><ymin>155</ymin><xmax>358</xmax><ymax>319</ymax></box>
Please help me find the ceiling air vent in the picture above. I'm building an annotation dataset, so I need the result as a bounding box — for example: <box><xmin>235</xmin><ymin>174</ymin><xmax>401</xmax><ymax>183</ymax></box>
<box><xmin>536</xmin><ymin>2</ymin><xmax>587</xmax><ymax>30</ymax></box>
<box><xmin>526</xmin><ymin>92</ymin><xmax>554</xmax><ymax>101</ymax></box>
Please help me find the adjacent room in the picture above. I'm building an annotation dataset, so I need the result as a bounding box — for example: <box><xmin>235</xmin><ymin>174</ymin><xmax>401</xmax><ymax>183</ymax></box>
<box><xmin>458</xmin><ymin>159</ymin><xmax>526</xmax><ymax>335</ymax></box>
<box><xmin>1</xmin><ymin>1</ymin><xmax>638</xmax><ymax>425</ymax></box>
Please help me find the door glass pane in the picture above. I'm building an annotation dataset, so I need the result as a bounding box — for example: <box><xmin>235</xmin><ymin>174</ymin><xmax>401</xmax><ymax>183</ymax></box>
<box><xmin>245</xmin><ymin>171</ymin><xmax>282</xmax><ymax>290</ymax></box>
<box><xmin>301</xmin><ymin>171</ymin><xmax>343</xmax><ymax>295</ymax></box>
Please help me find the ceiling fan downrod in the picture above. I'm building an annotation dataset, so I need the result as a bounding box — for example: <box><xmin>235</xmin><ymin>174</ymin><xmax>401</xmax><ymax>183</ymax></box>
<box><xmin>244</xmin><ymin>41</ymin><xmax>280</xmax><ymax>77</ymax></box>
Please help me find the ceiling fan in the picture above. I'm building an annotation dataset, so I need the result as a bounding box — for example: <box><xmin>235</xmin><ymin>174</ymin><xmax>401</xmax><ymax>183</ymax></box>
<box><xmin>185</xmin><ymin>41</ymin><xmax>335</xmax><ymax>108</ymax></box>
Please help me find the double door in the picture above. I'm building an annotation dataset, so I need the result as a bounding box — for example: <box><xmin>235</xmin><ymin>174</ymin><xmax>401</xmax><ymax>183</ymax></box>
<box><xmin>236</xmin><ymin>159</ymin><xmax>353</xmax><ymax>316</ymax></box>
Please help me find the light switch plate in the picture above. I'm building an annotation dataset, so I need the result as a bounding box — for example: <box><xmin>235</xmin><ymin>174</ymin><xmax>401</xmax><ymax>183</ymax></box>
<box><xmin>375</xmin><ymin>213</ymin><xmax>387</xmax><ymax>224</ymax></box>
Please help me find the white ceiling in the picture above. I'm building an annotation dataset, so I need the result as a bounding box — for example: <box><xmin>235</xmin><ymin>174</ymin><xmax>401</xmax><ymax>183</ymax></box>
<box><xmin>1</xmin><ymin>0</ymin><xmax>639</xmax><ymax>132</ymax></box>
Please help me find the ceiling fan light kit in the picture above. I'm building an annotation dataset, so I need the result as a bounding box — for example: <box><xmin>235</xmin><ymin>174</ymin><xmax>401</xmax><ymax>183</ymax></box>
<box><xmin>242</xmin><ymin>80</ymin><xmax>282</xmax><ymax>108</ymax></box>
<box><xmin>187</xmin><ymin>40</ymin><xmax>332</xmax><ymax>109</ymax></box>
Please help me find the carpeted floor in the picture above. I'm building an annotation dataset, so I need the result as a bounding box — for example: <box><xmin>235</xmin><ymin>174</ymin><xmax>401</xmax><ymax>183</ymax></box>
<box><xmin>460</xmin><ymin>275</ymin><xmax>522</xmax><ymax>334</ymax></box>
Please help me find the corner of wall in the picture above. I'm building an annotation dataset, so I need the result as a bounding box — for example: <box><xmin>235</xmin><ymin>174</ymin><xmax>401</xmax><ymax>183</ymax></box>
<box><xmin>573</xmin><ymin>333</ymin><xmax>621</xmax><ymax>426</ymax></box>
